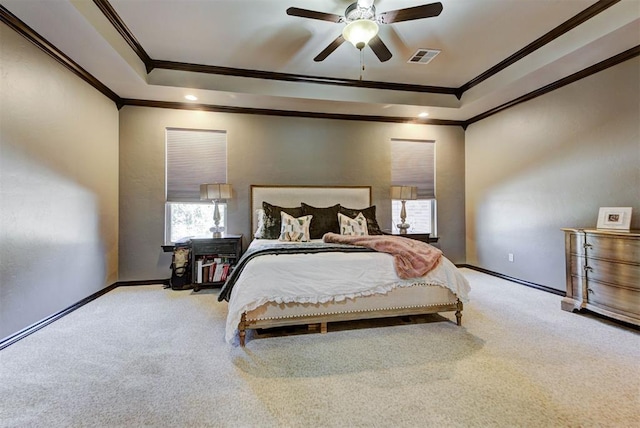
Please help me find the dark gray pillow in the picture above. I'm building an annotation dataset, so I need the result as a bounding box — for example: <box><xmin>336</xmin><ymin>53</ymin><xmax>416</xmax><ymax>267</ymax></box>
<box><xmin>301</xmin><ymin>203</ymin><xmax>341</xmax><ymax>239</ymax></box>
<box><xmin>339</xmin><ymin>205</ymin><xmax>383</xmax><ymax>235</ymax></box>
<box><xmin>261</xmin><ymin>202</ymin><xmax>303</xmax><ymax>239</ymax></box>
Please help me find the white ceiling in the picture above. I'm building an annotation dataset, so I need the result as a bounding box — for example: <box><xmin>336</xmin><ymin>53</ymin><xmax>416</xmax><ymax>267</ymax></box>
<box><xmin>3</xmin><ymin>0</ymin><xmax>639</xmax><ymax>122</ymax></box>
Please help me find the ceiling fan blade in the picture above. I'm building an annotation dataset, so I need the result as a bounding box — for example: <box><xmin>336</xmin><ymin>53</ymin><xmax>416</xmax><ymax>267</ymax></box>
<box><xmin>286</xmin><ymin>7</ymin><xmax>343</xmax><ymax>23</ymax></box>
<box><xmin>314</xmin><ymin>35</ymin><xmax>346</xmax><ymax>62</ymax></box>
<box><xmin>368</xmin><ymin>35</ymin><xmax>392</xmax><ymax>62</ymax></box>
<box><xmin>378</xmin><ymin>2</ymin><xmax>443</xmax><ymax>24</ymax></box>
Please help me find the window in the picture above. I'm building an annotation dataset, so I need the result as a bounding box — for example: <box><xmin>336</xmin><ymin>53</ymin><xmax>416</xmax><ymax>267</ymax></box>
<box><xmin>391</xmin><ymin>139</ymin><xmax>436</xmax><ymax>235</ymax></box>
<box><xmin>166</xmin><ymin>203</ymin><xmax>223</xmax><ymax>244</ymax></box>
<box><xmin>165</xmin><ymin>129</ymin><xmax>227</xmax><ymax>243</ymax></box>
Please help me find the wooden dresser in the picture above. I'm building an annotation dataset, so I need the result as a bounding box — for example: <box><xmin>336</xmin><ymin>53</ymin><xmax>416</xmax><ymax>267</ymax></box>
<box><xmin>561</xmin><ymin>228</ymin><xmax>639</xmax><ymax>326</ymax></box>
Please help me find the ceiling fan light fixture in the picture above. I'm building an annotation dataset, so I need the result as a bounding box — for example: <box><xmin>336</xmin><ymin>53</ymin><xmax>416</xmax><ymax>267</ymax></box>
<box><xmin>357</xmin><ymin>0</ymin><xmax>375</xmax><ymax>8</ymax></box>
<box><xmin>342</xmin><ymin>19</ymin><xmax>379</xmax><ymax>50</ymax></box>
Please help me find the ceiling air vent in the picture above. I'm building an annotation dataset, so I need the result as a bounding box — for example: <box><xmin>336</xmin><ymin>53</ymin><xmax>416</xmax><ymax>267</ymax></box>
<box><xmin>408</xmin><ymin>49</ymin><xmax>440</xmax><ymax>64</ymax></box>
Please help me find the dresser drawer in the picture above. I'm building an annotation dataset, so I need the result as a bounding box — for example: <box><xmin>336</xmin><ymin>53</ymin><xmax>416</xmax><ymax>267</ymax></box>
<box><xmin>568</xmin><ymin>276</ymin><xmax>584</xmax><ymax>299</ymax></box>
<box><xmin>569</xmin><ymin>255</ymin><xmax>586</xmax><ymax>277</ymax></box>
<box><xmin>584</xmin><ymin>234</ymin><xmax>640</xmax><ymax>264</ymax></box>
<box><xmin>587</xmin><ymin>281</ymin><xmax>640</xmax><ymax>317</ymax></box>
<box><xmin>567</xmin><ymin>232</ymin><xmax>582</xmax><ymax>256</ymax></box>
<box><xmin>586</xmin><ymin>258</ymin><xmax>640</xmax><ymax>290</ymax></box>
<box><xmin>192</xmin><ymin>239</ymin><xmax>240</xmax><ymax>256</ymax></box>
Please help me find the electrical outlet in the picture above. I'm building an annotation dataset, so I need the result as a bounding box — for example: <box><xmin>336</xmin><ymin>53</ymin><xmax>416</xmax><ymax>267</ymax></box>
<box><xmin>508</xmin><ymin>253</ymin><xmax>514</xmax><ymax>262</ymax></box>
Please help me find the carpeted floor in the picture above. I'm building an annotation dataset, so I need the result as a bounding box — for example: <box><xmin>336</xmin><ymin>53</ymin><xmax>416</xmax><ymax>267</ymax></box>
<box><xmin>1</xmin><ymin>268</ymin><xmax>638</xmax><ymax>427</ymax></box>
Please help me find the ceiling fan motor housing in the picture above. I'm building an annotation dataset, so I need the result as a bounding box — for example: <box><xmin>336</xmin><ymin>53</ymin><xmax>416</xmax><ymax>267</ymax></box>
<box><xmin>344</xmin><ymin>2</ymin><xmax>376</xmax><ymax>22</ymax></box>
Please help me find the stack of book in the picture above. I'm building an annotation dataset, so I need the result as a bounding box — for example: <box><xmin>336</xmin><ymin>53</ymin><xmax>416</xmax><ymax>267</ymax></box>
<box><xmin>194</xmin><ymin>257</ymin><xmax>232</xmax><ymax>284</ymax></box>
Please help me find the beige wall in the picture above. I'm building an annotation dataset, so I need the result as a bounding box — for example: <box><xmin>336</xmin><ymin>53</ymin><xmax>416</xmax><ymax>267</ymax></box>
<box><xmin>118</xmin><ymin>107</ymin><xmax>466</xmax><ymax>281</ymax></box>
<box><xmin>465</xmin><ymin>58</ymin><xmax>640</xmax><ymax>291</ymax></box>
<box><xmin>0</xmin><ymin>24</ymin><xmax>119</xmax><ymax>339</ymax></box>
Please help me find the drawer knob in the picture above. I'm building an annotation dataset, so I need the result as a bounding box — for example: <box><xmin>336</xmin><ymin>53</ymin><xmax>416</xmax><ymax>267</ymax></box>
<box><xmin>584</xmin><ymin>265</ymin><xmax>593</xmax><ymax>272</ymax></box>
<box><xmin>583</xmin><ymin>243</ymin><xmax>592</xmax><ymax>249</ymax></box>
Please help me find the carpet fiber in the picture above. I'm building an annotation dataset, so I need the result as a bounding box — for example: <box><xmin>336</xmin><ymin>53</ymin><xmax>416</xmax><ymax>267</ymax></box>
<box><xmin>1</xmin><ymin>269</ymin><xmax>638</xmax><ymax>427</ymax></box>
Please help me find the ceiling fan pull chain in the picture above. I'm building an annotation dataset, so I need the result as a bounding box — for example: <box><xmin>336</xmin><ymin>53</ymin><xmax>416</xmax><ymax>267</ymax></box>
<box><xmin>360</xmin><ymin>49</ymin><xmax>365</xmax><ymax>81</ymax></box>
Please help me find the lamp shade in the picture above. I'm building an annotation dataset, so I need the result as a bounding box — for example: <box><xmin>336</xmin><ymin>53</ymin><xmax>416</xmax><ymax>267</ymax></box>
<box><xmin>390</xmin><ymin>185</ymin><xmax>418</xmax><ymax>201</ymax></box>
<box><xmin>200</xmin><ymin>183</ymin><xmax>232</xmax><ymax>200</ymax></box>
<box><xmin>342</xmin><ymin>19</ymin><xmax>379</xmax><ymax>50</ymax></box>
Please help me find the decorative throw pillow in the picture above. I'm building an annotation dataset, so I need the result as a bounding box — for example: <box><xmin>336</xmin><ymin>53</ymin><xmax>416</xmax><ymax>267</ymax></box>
<box><xmin>338</xmin><ymin>212</ymin><xmax>369</xmax><ymax>236</ymax></box>
<box><xmin>262</xmin><ymin>202</ymin><xmax>304</xmax><ymax>239</ymax></box>
<box><xmin>339</xmin><ymin>205</ymin><xmax>383</xmax><ymax>235</ymax></box>
<box><xmin>279</xmin><ymin>212</ymin><xmax>312</xmax><ymax>242</ymax></box>
<box><xmin>301</xmin><ymin>203</ymin><xmax>341</xmax><ymax>239</ymax></box>
<box><xmin>254</xmin><ymin>209</ymin><xmax>266</xmax><ymax>238</ymax></box>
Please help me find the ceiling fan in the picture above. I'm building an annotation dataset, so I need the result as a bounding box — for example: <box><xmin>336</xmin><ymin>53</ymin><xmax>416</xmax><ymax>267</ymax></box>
<box><xmin>286</xmin><ymin>0</ymin><xmax>443</xmax><ymax>63</ymax></box>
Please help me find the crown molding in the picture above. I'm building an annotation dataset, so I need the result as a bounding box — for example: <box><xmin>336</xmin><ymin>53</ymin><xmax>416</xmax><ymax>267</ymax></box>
<box><xmin>96</xmin><ymin>0</ymin><xmax>618</xmax><ymax>98</ymax></box>
<box><xmin>465</xmin><ymin>45</ymin><xmax>640</xmax><ymax>126</ymax></box>
<box><xmin>456</xmin><ymin>0</ymin><xmax>621</xmax><ymax>97</ymax></box>
<box><xmin>119</xmin><ymin>98</ymin><xmax>466</xmax><ymax>127</ymax></box>
<box><xmin>92</xmin><ymin>0</ymin><xmax>154</xmax><ymax>73</ymax></box>
<box><xmin>1</xmin><ymin>3</ymin><xmax>636</xmax><ymax>127</ymax></box>
<box><xmin>151</xmin><ymin>59</ymin><xmax>457</xmax><ymax>95</ymax></box>
<box><xmin>0</xmin><ymin>4</ymin><xmax>121</xmax><ymax>104</ymax></box>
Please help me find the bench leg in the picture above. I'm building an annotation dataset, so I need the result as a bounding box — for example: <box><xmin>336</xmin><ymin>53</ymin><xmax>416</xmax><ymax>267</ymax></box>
<box><xmin>320</xmin><ymin>322</ymin><xmax>328</xmax><ymax>334</ymax></box>
<box><xmin>455</xmin><ymin>300</ymin><xmax>463</xmax><ymax>326</ymax></box>
<box><xmin>239</xmin><ymin>313</ymin><xmax>247</xmax><ymax>347</ymax></box>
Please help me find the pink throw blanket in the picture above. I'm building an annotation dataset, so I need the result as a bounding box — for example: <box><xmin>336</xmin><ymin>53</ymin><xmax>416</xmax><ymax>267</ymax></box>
<box><xmin>323</xmin><ymin>233</ymin><xmax>442</xmax><ymax>279</ymax></box>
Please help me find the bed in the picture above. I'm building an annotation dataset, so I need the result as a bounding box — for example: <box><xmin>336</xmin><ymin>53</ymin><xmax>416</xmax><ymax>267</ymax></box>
<box><xmin>218</xmin><ymin>185</ymin><xmax>470</xmax><ymax>346</ymax></box>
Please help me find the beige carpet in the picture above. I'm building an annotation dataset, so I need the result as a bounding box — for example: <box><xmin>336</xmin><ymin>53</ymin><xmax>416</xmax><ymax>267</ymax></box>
<box><xmin>1</xmin><ymin>269</ymin><xmax>638</xmax><ymax>427</ymax></box>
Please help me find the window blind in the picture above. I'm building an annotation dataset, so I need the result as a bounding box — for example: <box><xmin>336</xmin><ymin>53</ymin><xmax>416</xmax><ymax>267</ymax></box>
<box><xmin>391</xmin><ymin>139</ymin><xmax>435</xmax><ymax>199</ymax></box>
<box><xmin>166</xmin><ymin>129</ymin><xmax>227</xmax><ymax>202</ymax></box>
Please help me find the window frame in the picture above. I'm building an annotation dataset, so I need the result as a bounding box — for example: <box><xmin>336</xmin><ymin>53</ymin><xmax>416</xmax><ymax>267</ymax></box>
<box><xmin>391</xmin><ymin>199</ymin><xmax>437</xmax><ymax>235</ymax></box>
<box><xmin>164</xmin><ymin>201</ymin><xmax>228</xmax><ymax>244</ymax></box>
<box><xmin>164</xmin><ymin>128</ymin><xmax>228</xmax><ymax>244</ymax></box>
<box><xmin>390</xmin><ymin>139</ymin><xmax>437</xmax><ymax>236</ymax></box>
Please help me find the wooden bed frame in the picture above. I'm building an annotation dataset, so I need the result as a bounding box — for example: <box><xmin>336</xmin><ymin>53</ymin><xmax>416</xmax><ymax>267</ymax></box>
<box><xmin>238</xmin><ymin>185</ymin><xmax>463</xmax><ymax>346</ymax></box>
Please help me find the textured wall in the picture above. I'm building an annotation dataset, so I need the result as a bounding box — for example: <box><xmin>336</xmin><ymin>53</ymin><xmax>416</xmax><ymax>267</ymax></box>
<box><xmin>0</xmin><ymin>24</ymin><xmax>119</xmax><ymax>339</ymax></box>
<box><xmin>465</xmin><ymin>58</ymin><xmax>640</xmax><ymax>291</ymax></box>
<box><xmin>118</xmin><ymin>107</ymin><xmax>466</xmax><ymax>281</ymax></box>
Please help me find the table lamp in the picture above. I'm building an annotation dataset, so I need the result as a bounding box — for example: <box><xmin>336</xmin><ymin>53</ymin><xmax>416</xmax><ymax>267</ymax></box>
<box><xmin>200</xmin><ymin>183</ymin><xmax>233</xmax><ymax>238</ymax></box>
<box><xmin>390</xmin><ymin>185</ymin><xmax>418</xmax><ymax>234</ymax></box>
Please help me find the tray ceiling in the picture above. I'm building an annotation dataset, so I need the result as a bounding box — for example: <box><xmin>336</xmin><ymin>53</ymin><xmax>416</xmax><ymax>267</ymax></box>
<box><xmin>2</xmin><ymin>0</ymin><xmax>639</xmax><ymax>124</ymax></box>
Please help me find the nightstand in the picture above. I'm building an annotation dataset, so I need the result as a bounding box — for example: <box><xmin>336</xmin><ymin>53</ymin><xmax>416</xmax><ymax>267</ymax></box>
<box><xmin>190</xmin><ymin>234</ymin><xmax>243</xmax><ymax>292</ymax></box>
<box><xmin>385</xmin><ymin>232</ymin><xmax>438</xmax><ymax>245</ymax></box>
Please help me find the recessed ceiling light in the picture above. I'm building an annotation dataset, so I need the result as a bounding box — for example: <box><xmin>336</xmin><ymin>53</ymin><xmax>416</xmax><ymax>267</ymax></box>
<box><xmin>185</xmin><ymin>95</ymin><xmax>198</xmax><ymax>101</ymax></box>
<box><xmin>418</xmin><ymin>112</ymin><xmax>429</xmax><ymax>118</ymax></box>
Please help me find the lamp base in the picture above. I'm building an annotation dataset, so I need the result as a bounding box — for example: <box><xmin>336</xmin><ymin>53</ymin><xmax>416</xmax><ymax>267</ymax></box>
<box><xmin>396</xmin><ymin>223</ymin><xmax>410</xmax><ymax>235</ymax></box>
<box><xmin>210</xmin><ymin>226</ymin><xmax>224</xmax><ymax>238</ymax></box>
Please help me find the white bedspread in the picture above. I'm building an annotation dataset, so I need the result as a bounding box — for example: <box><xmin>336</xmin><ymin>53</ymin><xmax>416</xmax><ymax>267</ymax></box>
<box><xmin>224</xmin><ymin>239</ymin><xmax>470</xmax><ymax>344</ymax></box>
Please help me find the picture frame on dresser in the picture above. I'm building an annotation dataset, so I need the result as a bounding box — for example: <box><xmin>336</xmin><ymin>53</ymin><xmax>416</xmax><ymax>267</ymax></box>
<box><xmin>596</xmin><ymin>207</ymin><xmax>632</xmax><ymax>230</ymax></box>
